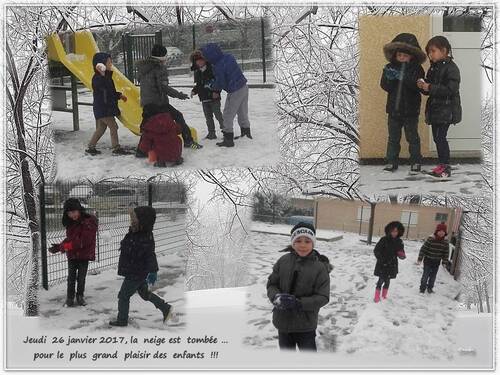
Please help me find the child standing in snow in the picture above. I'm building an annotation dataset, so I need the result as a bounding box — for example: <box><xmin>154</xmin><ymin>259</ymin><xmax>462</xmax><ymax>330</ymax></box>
<box><xmin>380</xmin><ymin>33</ymin><xmax>426</xmax><ymax>173</ymax></box>
<box><xmin>136</xmin><ymin>45</ymin><xmax>203</xmax><ymax>150</ymax></box>
<box><xmin>48</xmin><ymin>198</ymin><xmax>98</xmax><ymax>307</ymax></box>
<box><xmin>373</xmin><ymin>221</ymin><xmax>406</xmax><ymax>302</ymax></box>
<box><xmin>86</xmin><ymin>52</ymin><xmax>129</xmax><ymax>156</ymax></box>
<box><xmin>200</xmin><ymin>43</ymin><xmax>251</xmax><ymax>148</ymax></box>
<box><xmin>267</xmin><ymin>222</ymin><xmax>331</xmax><ymax>352</ymax></box>
<box><xmin>417</xmin><ymin>36</ymin><xmax>462</xmax><ymax>179</ymax></box>
<box><xmin>417</xmin><ymin>222</ymin><xmax>450</xmax><ymax>294</ymax></box>
<box><xmin>109</xmin><ymin>206</ymin><xmax>173</xmax><ymax>327</ymax></box>
<box><xmin>190</xmin><ymin>50</ymin><xmax>224</xmax><ymax>140</ymax></box>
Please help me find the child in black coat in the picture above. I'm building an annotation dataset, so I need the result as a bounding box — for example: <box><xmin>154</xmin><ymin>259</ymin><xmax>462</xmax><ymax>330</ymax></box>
<box><xmin>373</xmin><ymin>221</ymin><xmax>406</xmax><ymax>302</ymax></box>
<box><xmin>109</xmin><ymin>206</ymin><xmax>173</xmax><ymax>327</ymax></box>
<box><xmin>86</xmin><ymin>52</ymin><xmax>129</xmax><ymax>156</ymax></box>
<box><xmin>190</xmin><ymin>50</ymin><xmax>224</xmax><ymax>140</ymax></box>
<box><xmin>380</xmin><ymin>33</ymin><xmax>426</xmax><ymax>173</ymax></box>
<box><xmin>417</xmin><ymin>36</ymin><xmax>462</xmax><ymax>179</ymax></box>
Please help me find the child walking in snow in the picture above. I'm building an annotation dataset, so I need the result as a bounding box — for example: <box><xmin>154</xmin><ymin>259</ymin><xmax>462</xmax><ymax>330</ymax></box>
<box><xmin>417</xmin><ymin>36</ymin><xmax>462</xmax><ymax>179</ymax></box>
<box><xmin>190</xmin><ymin>50</ymin><xmax>224</xmax><ymax>140</ymax></box>
<box><xmin>48</xmin><ymin>198</ymin><xmax>98</xmax><ymax>307</ymax></box>
<box><xmin>373</xmin><ymin>221</ymin><xmax>406</xmax><ymax>302</ymax></box>
<box><xmin>136</xmin><ymin>45</ymin><xmax>203</xmax><ymax>150</ymax></box>
<box><xmin>86</xmin><ymin>52</ymin><xmax>129</xmax><ymax>156</ymax></box>
<box><xmin>200</xmin><ymin>43</ymin><xmax>251</xmax><ymax>148</ymax></box>
<box><xmin>109</xmin><ymin>206</ymin><xmax>173</xmax><ymax>327</ymax></box>
<box><xmin>380</xmin><ymin>33</ymin><xmax>426</xmax><ymax>173</ymax></box>
<box><xmin>267</xmin><ymin>222</ymin><xmax>331</xmax><ymax>352</ymax></box>
<box><xmin>417</xmin><ymin>223</ymin><xmax>450</xmax><ymax>294</ymax></box>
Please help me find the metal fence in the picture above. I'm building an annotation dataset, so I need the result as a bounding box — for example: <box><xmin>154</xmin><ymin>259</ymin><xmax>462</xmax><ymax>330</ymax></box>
<box><xmin>114</xmin><ymin>17</ymin><xmax>273</xmax><ymax>85</ymax></box>
<box><xmin>40</xmin><ymin>181</ymin><xmax>187</xmax><ymax>289</ymax></box>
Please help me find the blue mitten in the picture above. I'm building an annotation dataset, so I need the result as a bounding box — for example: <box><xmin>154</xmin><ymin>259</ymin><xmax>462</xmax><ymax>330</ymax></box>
<box><xmin>146</xmin><ymin>272</ymin><xmax>157</xmax><ymax>286</ymax></box>
<box><xmin>273</xmin><ymin>293</ymin><xmax>301</xmax><ymax>311</ymax></box>
<box><xmin>384</xmin><ymin>66</ymin><xmax>402</xmax><ymax>81</ymax></box>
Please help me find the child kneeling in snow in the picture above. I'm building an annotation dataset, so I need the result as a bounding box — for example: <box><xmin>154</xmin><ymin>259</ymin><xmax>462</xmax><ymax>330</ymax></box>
<box><xmin>417</xmin><ymin>222</ymin><xmax>450</xmax><ymax>294</ymax></box>
<box><xmin>48</xmin><ymin>198</ymin><xmax>98</xmax><ymax>307</ymax></box>
<box><xmin>137</xmin><ymin>110</ymin><xmax>183</xmax><ymax>167</ymax></box>
<box><xmin>109</xmin><ymin>206</ymin><xmax>173</xmax><ymax>326</ymax></box>
<box><xmin>267</xmin><ymin>222</ymin><xmax>332</xmax><ymax>352</ymax></box>
<box><xmin>373</xmin><ymin>221</ymin><xmax>406</xmax><ymax>302</ymax></box>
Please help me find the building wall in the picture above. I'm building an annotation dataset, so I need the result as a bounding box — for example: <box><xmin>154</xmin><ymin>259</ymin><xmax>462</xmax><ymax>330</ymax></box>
<box><xmin>289</xmin><ymin>198</ymin><xmax>315</xmax><ymax>212</ymax></box>
<box><xmin>315</xmin><ymin>198</ymin><xmax>456</xmax><ymax>241</ymax></box>
<box><xmin>359</xmin><ymin>16</ymin><xmax>432</xmax><ymax>159</ymax></box>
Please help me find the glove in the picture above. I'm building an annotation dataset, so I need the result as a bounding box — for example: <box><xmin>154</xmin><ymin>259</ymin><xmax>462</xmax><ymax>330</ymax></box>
<box><xmin>178</xmin><ymin>92</ymin><xmax>189</xmax><ymax>100</ymax></box>
<box><xmin>95</xmin><ymin>63</ymin><xmax>106</xmax><ymax>74</ymax></box>
<box><xmin>273</xmin><ymin>293</ymin><xmax>301</xmax><ymax>311</ymax></box>
<box><xmin>384</xmin><ymin>66</ymin><xmax>402</xmax><ymax>81</ymax></box>
<box><xmin>48</xmin><ymin>244</ymin><xmax>60</xmax><ymax>254</ymax></box>
<box><xmin>62</xmin><ymin>241</ymin><xmax>73</xmax><ymax>251</ymax></box>
<box><xmin>397</xmin><ymin>250</ymin><xmax>406</xmax><ymax>260</ymax></box>
<box><xmin>146</xmin><ymin>272</ymin><xmax>157</xmax><ymax>286</ymax></box>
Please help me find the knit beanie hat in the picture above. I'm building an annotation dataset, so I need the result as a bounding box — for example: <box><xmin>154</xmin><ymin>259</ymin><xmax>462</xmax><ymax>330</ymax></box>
<box><xmin>290</xmin><ymin>222</ymin><xmax>316</xmax><ymax>246</ymax></box>
<box><xmin>435</xmin><ymin>222</ymin><xmax>448</xmax><ymax>236</ymax></box>
<box><xmin>151</xmin><ymin>44</ymin><xmax>168</xmax><ymax>61</ymax></box>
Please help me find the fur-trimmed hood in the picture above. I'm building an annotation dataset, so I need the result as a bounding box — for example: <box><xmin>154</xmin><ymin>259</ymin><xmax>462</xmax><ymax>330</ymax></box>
<box><xmin>383</xmin><ymin>33</ymin><xmax>426</xmax><ymax>64</ymax></box>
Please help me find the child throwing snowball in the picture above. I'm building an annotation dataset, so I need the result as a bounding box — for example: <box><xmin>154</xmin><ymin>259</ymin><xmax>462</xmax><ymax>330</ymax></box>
<box><xmin>417</xmin><ymin>222</ymin><xmax>450</xmax><ymax>294</ymax></box>
<box><xmin>267</xmin><ymin>222</ymin><xmax>331</xmax><ymax>352</ymax></box>
<box><xmin>109</xmin><ymin>206</ymin><xmax>173</xmax><ymax>327</ymax></box>
<box><xmin>373</xmin><ymin>221</ymin><xmax>406</xmax><ymax>302</ymax></box>
<box><xmin>417</xmin><ymin>36</ymin><xmax>462</xmax><ymax>179</ymax></box>
<box><xmin>380</xmin><ymin>33</ymin><xmax>426</xmax><ymax>173</ymax></box>
<box><xmin>86</xmin><ymin>52</ymin><xmax>129</xmax><ymax>156</ymax></box>
<box><xmin>48</xmin><ymin>198</ymin><xmax>98</xmax><ymax>307</ymax></box>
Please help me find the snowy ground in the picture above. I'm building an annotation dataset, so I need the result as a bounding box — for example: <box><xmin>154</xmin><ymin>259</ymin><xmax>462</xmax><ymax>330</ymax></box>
<box><xmin>38</xmin><ymin>250</ymin><xmax>186</xmax><ymax>332</ymax></box>
<box><xmin>359</xmin><ymin>164</ymin><xmax>485</xmax><ymax>196</ymax></box>
<box><xmin>52</xmin><ymin>71</ymin><xmax>279</xmax><ymax>180</ymax></box>
<box><xmin>243</xmin><ymin>225</ymin><xmax>461</xmax><ymax>361</ymax></box>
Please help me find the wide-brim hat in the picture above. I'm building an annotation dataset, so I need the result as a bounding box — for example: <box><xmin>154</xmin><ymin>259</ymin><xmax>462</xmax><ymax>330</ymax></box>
<box><xmin>383</xmin><ymin>33</ymin><xmax>427</xmax><ymax>64</ymax></box>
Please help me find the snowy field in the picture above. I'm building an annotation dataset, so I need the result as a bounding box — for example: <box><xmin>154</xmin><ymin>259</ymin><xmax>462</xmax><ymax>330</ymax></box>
<box><xmin>243</xmin><ymin>225</ymin><xmax>462</xmax><ymax>362</ymax></box>
<box><xmin>39</xmin><ymin>250</ymin><xmax>186</xmax><ymax>332</ymax></box>
<box><xmin>52</xmin><ymin>72</ymin><xmax>279</xmax><ymax>180</ymax></box>
<box><xmin>359</xmin><ymin>164</ymin><xmax>485</xmax><ymax>196</ymax></box>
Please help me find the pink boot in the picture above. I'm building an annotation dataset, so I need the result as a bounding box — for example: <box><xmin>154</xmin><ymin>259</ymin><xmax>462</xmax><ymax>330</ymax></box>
<box><xmin>374</xmin><ymin>288</ymin><xmax>381</xmax><ymax>303</ymax></box>
<box><xmin>382</xmin><ymin>288</ymin><xmax>389</xmax><ymax>299</ymax></box>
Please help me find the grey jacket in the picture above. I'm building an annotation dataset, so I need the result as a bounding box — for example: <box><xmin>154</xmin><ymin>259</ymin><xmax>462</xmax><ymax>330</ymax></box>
<box><xmin>136</xmin><ymin>57</ymin><xmax>186</xmax><ymax>108</ymax></box>
<box><xmin>267</xmin><ymin>248</ymin><xmax>331</xmax><ymax>333</ymax></box>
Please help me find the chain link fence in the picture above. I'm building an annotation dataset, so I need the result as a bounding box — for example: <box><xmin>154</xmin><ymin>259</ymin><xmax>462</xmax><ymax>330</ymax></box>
<box><xmin>40</xmin><ymin>181</ymin><xmax>187</xmax><ymax>288</ymax></box>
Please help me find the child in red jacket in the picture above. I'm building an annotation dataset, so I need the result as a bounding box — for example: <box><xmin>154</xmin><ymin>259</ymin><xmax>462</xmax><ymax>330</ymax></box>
<box><xmin>138</xmin><ymin>112</ymin><xmax>183</xmax><ymax>167</ymax></box>
<box><xmin>49</xmin><ymin>198</ymin><xmax>98</xmax><ymax>307</ymax></box>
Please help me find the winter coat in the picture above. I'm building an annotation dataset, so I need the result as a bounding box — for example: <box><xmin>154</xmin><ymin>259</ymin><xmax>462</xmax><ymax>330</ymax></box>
<box><xmin>267</xmin><ymin>248</ymin><xmax>331</xmax><ymax>333</ymax></box>
<box><xmin>138</xmin><ymin>113</ymin><xmax>182</xmax><ymax>163</ymax></box>
<box><xmin>373</xmin><ymin>221</ymin><xmax>406</xmax><ymax>279</ymax></box>
<box><xmin>199</xmin><ymin>43</ymin><xmax>247</xmax><ymax>93</ymax></box>
<box><xmin>423</xmin><ymin>58</ymin><xmax>462</xmax><ymax>125</ymax></box>
<box><xmin>191</xmin><ymin>62</ymin><xmax>221</xmax><ymax>102</ymax></box>
<box><xmin>418</xmin><ymin>235</ymin><xmax>450</xmax><ymax>265</ymax></box>
<box><xmin>91</xmin><ymin>53</ymin><xmax>122</xmax><ymax>121</ymax></box>
<box><xmin>118</xmin><ymin>207</ymin><xmax>159</xmax><ymax>280</ymax></box>
<box><xmin>136</xmin><ymin>57</ymin><xmax>186</xmax><ymax>108</ymax></box>
<box><xmin>380</xmin><ymin>61</ymin><xmax>425</xmax><ymax>117</ymax></box>
<box><xmin>59</xmin><ymin>215</ymin><xmax>98</xmax><ymax>261</ymax></box>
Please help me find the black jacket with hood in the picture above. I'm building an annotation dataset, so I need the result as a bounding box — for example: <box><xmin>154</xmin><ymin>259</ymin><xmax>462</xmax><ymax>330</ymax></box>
<box><xmin>373</xmin><ymin>221</ymin><xmax>405</xmax><ymax>279</ymax></box>
<box><xmin>118</xmin><ymin>206</ymin><xmax>159</xmax><ymax>280</ymax></box>
<box><xmin>267</xmin><ymin>247</ymin><xmax>332</xmax><ymax>333</ymax></box>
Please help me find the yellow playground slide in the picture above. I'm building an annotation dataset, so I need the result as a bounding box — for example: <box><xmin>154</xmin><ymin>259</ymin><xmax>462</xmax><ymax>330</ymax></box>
<box><xmin>47</xmin><ymin>30</ymin><xmax>197</xmax><ymax>141</ymax></box>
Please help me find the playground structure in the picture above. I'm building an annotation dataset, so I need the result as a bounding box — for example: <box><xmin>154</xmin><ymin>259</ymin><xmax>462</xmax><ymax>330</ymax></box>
<box><xmin>47</xmin><ymin>30</ymin><xmax>197</xmax><ymax>140</ymax></box>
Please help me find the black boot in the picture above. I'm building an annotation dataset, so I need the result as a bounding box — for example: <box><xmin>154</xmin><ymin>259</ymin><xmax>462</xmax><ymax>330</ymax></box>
<box><xmin>410</xmin><ymin>164</ymin><xmax>421</xmax><ymax>173</ymax></box>
<box><xmin>240</xmin><ymin>128</ymin><xmax>253</xmax><ymax>139</ymax></box>
<box><xmin>65</xmin><ymin>298</ymin><xmax>75</xmax><ymax>307</ymax></box>
<box><xmin>85</xmin><ymin>147</ymin><xmax>101</xmax><ymax>156</ymax></box>
<box><xmin>76</xmin><ymin>296</ymin><xmax>87</xmax><ymax>306</ymax></box>
<box><xmin>216</xmin><ymin>132</ymin><xmax>234</xmax><ymax>147</ymax></box>
<box><xmin>109</xmin><ymin>320</ymin><xmax>128</xmax><ymax>327</ymax></box>
<box><xmin>184</xmin><ymin>140</ymin><xmax>203</xmax><ymax>149</ymax></box>
<box><xmin>112</xmin><ymin>146</ymin><xmax>132</xmax><ymax>155</ymax></box>
<box><xmin>162</xmin><ymin>305</ymin><xmax>173</xmax><ymax>323</ymax></box>
<box><xmin>383</xmin><ymin>164</ymin><xmax>398</xmax><ymax>172</ymax></box>
<box><xmin>205</xmin><ymin>131</ymin><xmax>217</xmax><ymax>140</ymax></box>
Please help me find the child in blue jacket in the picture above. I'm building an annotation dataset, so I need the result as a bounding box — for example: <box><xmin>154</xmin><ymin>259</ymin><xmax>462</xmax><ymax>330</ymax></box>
<box><xmin>86</xmin><ymin>52</ymin><xmax>129</xmax><ymax>156</ymax></box>
<box><xmin>200</xmin><ymin>43</ymin><xmax>251</xmax><ymax>147</ymax></box>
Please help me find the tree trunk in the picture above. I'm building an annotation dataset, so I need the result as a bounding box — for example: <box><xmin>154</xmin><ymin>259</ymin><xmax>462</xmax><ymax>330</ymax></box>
<box><xmin>366</xmin><ymin>202</ymin><xmax>376</xmax><ymax>245</ymax></box>
<box><xmin>484</xmin><ymin>281</ymin><xmax>491</xmax><ymax>313</ymax></box>
<box><xmin>475</xmin><ymin>283</ymin><xmax>484</xmax><ymax>313</ymax></box>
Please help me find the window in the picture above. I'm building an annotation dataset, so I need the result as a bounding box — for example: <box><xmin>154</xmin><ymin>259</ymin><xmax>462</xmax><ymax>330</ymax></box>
<box><xmin>443</xmin><ymin>16</ymin><xmax>481</xmax><ymax>32</ymax></box>
<box><xmin>357</xmin><ymin>206</ymin><xmax>371</xmax><ymax>222</ymax></box>
<box><xmin>435</xmin><ymin>213</ymin><xmax>448</xmax><ymax>222</ymax></box>
<box><xmin>401</xmin><ymin>211</ymin><xmax>418</xmax><ymax>225</ymax></box>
